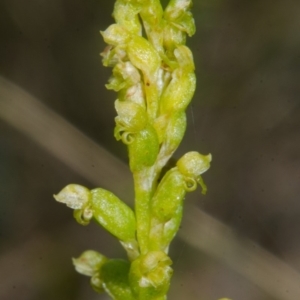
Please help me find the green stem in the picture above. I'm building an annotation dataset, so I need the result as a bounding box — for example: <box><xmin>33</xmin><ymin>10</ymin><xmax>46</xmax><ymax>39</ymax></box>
<box><xmin>133</xmin><ymin>168</ymin><xmax>156</xmax><ymax>254</ymax></box>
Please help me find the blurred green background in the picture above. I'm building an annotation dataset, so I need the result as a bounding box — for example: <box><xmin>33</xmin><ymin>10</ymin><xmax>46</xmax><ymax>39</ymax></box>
<box><xmin>1</xmin><ymin>0</ymin><xmax>300</xmax><ymax>299</ymax></box>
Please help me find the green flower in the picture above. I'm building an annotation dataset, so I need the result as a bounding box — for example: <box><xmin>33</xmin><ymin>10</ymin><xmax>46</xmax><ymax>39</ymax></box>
<box><xmin>53</xmin><ymin>1</ymin><xmax>221</xmax><ymax>299</ymax></box>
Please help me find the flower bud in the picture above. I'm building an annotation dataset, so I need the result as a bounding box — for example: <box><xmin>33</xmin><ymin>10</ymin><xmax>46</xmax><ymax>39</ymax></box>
<box><xmin>100</xmin><ymin>259</ymin><xmax>135</xmax><ymax>300</ymax></box>
<box><xmin>159</xmin><ymin>66</ymin><xmax>196</xmax><ymax>115</ymax></box>
<box><xmin>177</xmin><ymin>151</ymin><xmax>212</xmax><ymax>194</ymax></box>
<box><xmin>127</xmin><ymin>36</ymin><xmax>160</xmax><ymax>80</ymax></box>
<box><xmin>128</xmin><ymin>124</ymin><xmax>159</xmax><ymax>172</ymax></box>
<box><xmin>162</xmin><ymin>111</ymin><xmax>187</xmax><ymax>156</ymax></box>
<box><xmin>129</xmin><ymin>251</ymin><xmax>173</xmax><ymax>299</ymax></box>
<box><xmin>151</xmin><ymin>169</ymin><xmax>185</xmax><ymax>223</ymax></box>
<box><xmin>149</xmin><ymin>167</ymin><xmax>188</xmax><ymax>251</ymax></box>
<box><xmin>91</xmin><ymin>188</ymin><xmax>136</xmax><ymax>242</ymax></box>
<box><xmin>115</xmin><ymin>100</ymin><xmax>147</xmax><ymax>133</ymax></box>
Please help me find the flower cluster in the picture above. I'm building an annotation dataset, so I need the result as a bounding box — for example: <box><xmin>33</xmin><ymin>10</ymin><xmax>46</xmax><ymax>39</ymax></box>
<box><xmin>54</xmin><ymin>1</ymin><xmax>212</xmax><ymax>299</ymax></box>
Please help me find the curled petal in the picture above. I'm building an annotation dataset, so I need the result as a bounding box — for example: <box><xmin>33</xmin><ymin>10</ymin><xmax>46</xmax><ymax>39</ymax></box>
<box><xmin>73</xmin><ymin>207</ymin><xmax>93</xmax><ymax>226</ymax></box>
<box><xmin>114</xmin><ymin>123</ymin><xmax>123</xmax><ymax>141</ymax></box>
<box><xmin>115</xmin><ymin>100</ymin><xmax>147</xmax><ymax>132</ymax></box>
<box><xmin>183</xmin><ymin>176</ymin><xmax>197</xmax><ymax>192</ymax></box>
<box><xmin>114</xmin><ymin>126</ymin><xmax>135</xmax><ymax>145</ymax></box>
<box><xmin>121</xmin><ymin>131</ymin><xmax>135</xmax><ymax>145</ymax></box>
